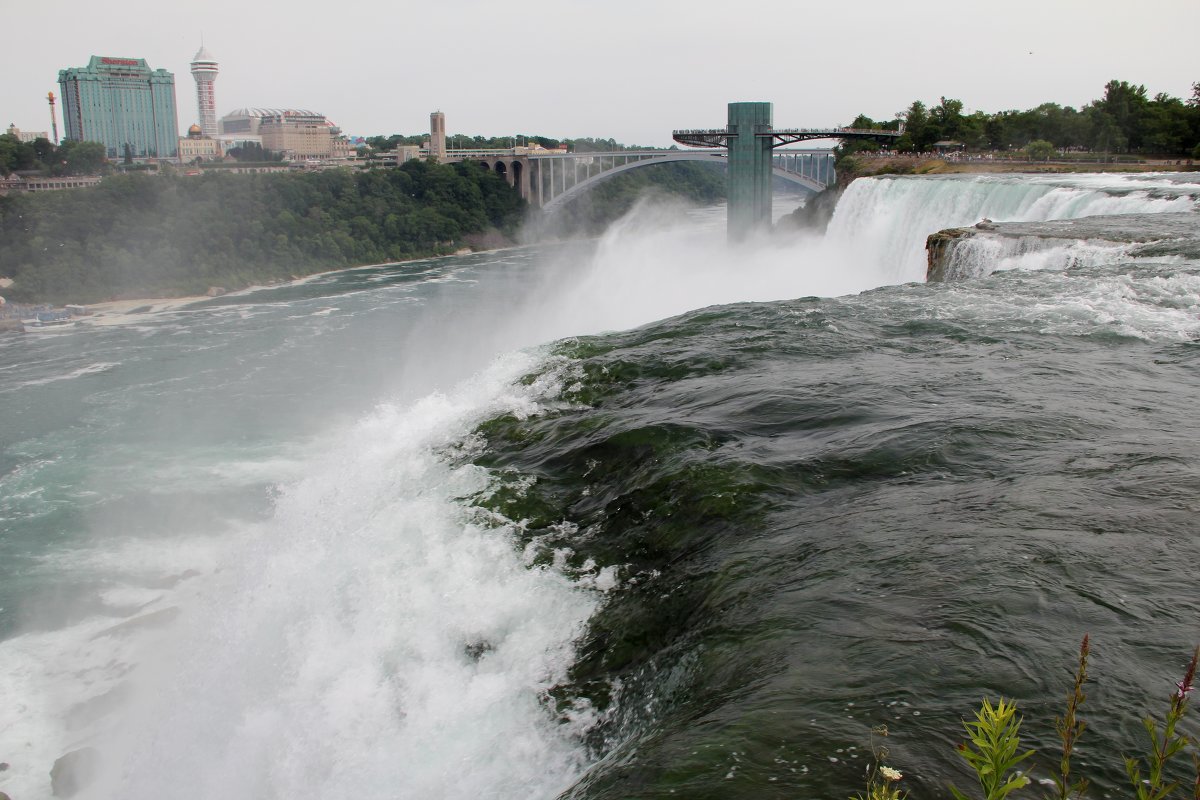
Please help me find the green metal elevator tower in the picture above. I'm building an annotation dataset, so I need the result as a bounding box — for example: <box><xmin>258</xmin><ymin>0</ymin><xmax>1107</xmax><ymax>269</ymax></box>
<box><xmin>673</xmin><ymin>103</ymin><xmax>902</xmax><ymax>240</ymax></box>
<box><xmin>726</xmin><ymin>102</ymin><xmax>775</xmax><ymax>239</ymax></box>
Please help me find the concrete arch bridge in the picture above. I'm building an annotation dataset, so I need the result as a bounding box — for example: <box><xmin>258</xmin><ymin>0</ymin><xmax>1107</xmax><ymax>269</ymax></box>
<box><xmin>443</xmin><ymin>148</ymin><xmax>836</xmax><ymax>211</ymax></box>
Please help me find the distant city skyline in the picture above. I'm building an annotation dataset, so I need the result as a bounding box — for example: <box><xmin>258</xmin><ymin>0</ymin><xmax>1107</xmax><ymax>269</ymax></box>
<box><xmin>3</xmin><ymin>0</ymin><xmax>1197</xmax><ymax>148</ymax></box>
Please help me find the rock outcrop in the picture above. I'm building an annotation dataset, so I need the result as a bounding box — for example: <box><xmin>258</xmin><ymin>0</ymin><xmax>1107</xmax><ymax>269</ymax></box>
<box><xmin>926</xmin><ymin>212</ymin><xmax>1200</xmax><ymax>282</ymax></box>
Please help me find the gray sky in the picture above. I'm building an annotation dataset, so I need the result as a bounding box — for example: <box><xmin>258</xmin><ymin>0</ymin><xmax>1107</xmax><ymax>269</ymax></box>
<box><xmin>3</xmin><ymin>0</ymin><xmax>1196</xmax><ymax>148</ymax></box>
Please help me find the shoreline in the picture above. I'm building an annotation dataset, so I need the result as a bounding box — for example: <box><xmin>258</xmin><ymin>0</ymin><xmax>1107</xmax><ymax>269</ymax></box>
<box><xmin>29</xmin><ymin>243</ymin><xmax>533</xmax><ymax>329</ymax></box>
<box><xmin>843</xmin><ymin>155</ymin><xmax>1199</xmax><ymax>179</ymax></box>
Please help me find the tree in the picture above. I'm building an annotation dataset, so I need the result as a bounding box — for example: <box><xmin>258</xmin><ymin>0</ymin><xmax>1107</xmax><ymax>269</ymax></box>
<box><xmin>228</xmin><ymin>142</ymin><xmax>282</xmax><ymax>162</ymax></box>
<box><xmin>897</xmin><ymin>101</ymin><xmax>929</xmax><ymax>152</ymax></box>
<box><xmin>1091</xmin><ymin>79</ymin><xmax>1149</xmax><ymax>150</ymax></box>
<box><xmin>1139</xmin><ymin>94</ymin><xmax>1192</xmax><ymax>154</ymax></box>
<box><xmin>123</xmin><ymin>143</ymin><xmax>134</xmax><ymax>165</ymax></box>
<box><xmin>65</xmin><ymin>141</ymin><xmax>107</xmax><ymax>175</ymax></box>
<box><xmin>32</xmin><ymin>138</ymin><xmax>56</xmax><ymax>164</ymax></box>
<box><xmin>0</xmin><ymin>133</ymin><xmax>38</xmax><ymax>174</ymax></box>
<box><xmin>1025</xmin><ymin>140</ymin><xmax>1056</xmax><ymax>161</ymax></box>
<box><xmin>1086</xmin><ymin>108</ymin><xmax>1127</xmax><ymax>157</ymax></box>
<box><xmin>931</xmin><ymin>96</ymin><xmax>965</xmax><ymax>141</ymax></box>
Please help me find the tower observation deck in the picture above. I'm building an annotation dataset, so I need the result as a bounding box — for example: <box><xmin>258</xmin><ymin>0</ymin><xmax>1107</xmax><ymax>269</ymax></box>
<box><xmin>190</xmin><ymin>46</ymin><xmax>219</xmax><ymax>138</ymax></box>
<box><xmin>674</xmin><ymin>102</ymin><xmax>901</xmax><ymax>239</ymax></box>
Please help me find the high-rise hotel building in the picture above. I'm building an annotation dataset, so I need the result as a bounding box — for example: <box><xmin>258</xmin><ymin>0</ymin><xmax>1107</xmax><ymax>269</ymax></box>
<box><xmin>58</xmin><ymin>56</ymin><xmax>179</xmax><ymax>159</ymax></box>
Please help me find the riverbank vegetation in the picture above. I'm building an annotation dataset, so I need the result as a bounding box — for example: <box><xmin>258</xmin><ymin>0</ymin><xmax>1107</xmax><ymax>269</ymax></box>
<box><xmin>0</xmin><ymin>160</ymin><xmax>524</xmax><ymax>304</ymax></box>
<box><xmin>841</xmin><ymin>80</ymin><xmax>1200</xmax><ymax>160</ymax></box>
<box><xmin>0</xmin><ymin>136</ymin><xmax>107</xmax><ymax>176</ymax></box>
<box><xmin>858</xmin><ymin>638</ymin><xmax>1200</xmax><ymax>800</ymax></box>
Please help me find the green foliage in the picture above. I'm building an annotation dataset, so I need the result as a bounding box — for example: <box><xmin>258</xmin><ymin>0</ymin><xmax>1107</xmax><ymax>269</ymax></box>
<box><xmin>0</xmin><ymin>161</ymin><xmax>525</xmax><ymax>303</ymax></box>
<box><xmin>940</xmin><ymin>641</ymin><xmax>1200</xmax><ymax>800</ymax></box>
<box><xmin>948</xmin><ymin>698</ymin><xmax>1034</xmax><ymax>800</ymax></box>
<box><xmin>847</xmin><ymin>79</ymin><xmax>1199</xmax><ymax>155</ymax></box>
<box><xmin>227</xmin><ymin>142</ymin><xmax>283</xmax><ymax>162</ymax></box>
<box><xmin>1124</xmin><ymin>647</ymin><xmax>1199</xmax><ymax>800</ymax></box>
<box><xmin>1024</xmin><ymin>140</ymin><xmax>1057</xmax><ymax>161</ymax></box>
<box><xmin>850</xmin><ymin>726</ymin><xmax>908</xmax><ymax>800</ymax></box>
<box><xmin>65</xmin><ymin>141</ymin><xmax>107</xmax><ymax>175</ymax></box>
<box><xmin>1050</xmin><ymin>635</ymin><xmax>1090</xmax><ymax>800</ymax></box>
<box><xmin>1</xmin><ymin>136</ymin><xmax>110</xmax><ymax>176</ymax></box>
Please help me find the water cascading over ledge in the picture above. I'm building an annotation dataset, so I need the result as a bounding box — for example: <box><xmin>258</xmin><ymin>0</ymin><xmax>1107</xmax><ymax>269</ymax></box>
<box><xmin>925</xmin><ymin>212</ymin><xmax>1200</xmax><ymax>281</ymax></box>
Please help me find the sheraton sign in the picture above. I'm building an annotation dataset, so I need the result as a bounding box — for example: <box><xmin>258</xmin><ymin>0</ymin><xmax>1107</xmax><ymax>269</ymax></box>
<box><xmin>101</xmin><ymin>58</ymin><xmax>140</xmax><ymax>66</ymax></box>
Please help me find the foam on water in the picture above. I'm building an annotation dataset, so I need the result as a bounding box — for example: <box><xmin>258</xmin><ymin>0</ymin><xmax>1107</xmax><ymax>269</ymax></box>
<box><xmin>827</xmin><ymin>173</ymin><xmax>1200</xmax><ymax>283</ymax></box>
<box><xmin>3</xmin><ymin>171</ymin><xmax>1198</xmax><ymax>799</ymax></box>
<box><xmin>938</xmin><ymin>236</ymin><xmax>1139</xmax><ymax>279</ymax></box>
<box><xmin>0</xmin><ymin>352</ymin><xmax>601</xmax><ymax>800</ymax></box>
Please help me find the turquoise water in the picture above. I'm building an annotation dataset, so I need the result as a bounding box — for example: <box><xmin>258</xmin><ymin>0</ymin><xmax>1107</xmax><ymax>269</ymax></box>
<box><xmin>1</xmin><ymin>174</ymin><xmax>1198</xmax><ymax>799</ymax></box>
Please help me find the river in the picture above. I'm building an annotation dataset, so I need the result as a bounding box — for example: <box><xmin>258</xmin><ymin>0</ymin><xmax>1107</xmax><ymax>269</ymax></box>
<box><xmin>1</xmin><ymin>172</ymin><xmax>1198</xmax><ymax>799</ymax></box>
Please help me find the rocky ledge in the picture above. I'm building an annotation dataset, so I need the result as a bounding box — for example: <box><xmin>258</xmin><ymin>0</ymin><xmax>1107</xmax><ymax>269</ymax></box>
<box><xmin>926</xmin><ymin>212</ymin><xmax>1200</xmax><ymax>281</ymax></box>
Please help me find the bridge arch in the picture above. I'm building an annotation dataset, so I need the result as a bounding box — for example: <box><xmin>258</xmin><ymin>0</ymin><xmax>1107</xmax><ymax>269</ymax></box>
<box><xmin>539</xmin><ymin>153</ymin><xmax>829</xmax><ymax>212</ymax></box>
<box><xmin>540</xmin><ymin>152</ymin><xmax>735</xmax><ymax>212</ymax></box>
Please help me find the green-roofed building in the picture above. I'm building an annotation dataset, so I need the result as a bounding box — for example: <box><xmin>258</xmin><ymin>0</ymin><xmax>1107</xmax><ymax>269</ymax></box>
<box><xmin>58</xmin><ymin>56</ymin><xmax>179</xmax><ymax>159</ymax></box>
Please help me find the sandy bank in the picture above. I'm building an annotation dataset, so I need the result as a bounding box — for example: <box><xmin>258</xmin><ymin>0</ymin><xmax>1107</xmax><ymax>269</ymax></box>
<box><xmin>82</xmin><ymin>295</ymin><xmax>212</xmax><ymax>326</ymax></box>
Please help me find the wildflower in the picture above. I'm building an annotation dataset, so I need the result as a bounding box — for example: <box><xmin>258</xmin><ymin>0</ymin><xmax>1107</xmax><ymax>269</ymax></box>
<box><xmin>1174</xmin><ymin>649</ymin><xmax>1197</xmax><ymax>701</ymax></box>
<box><xmin>879</xmin><ymin>766</ymin><xmax>903</xmax><ymax>781</ymax></box>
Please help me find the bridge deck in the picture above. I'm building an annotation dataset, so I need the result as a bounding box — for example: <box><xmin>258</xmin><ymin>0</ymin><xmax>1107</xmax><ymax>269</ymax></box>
<box><xmin>673</xmin><ymin>127</ymin><xmax>901</xmax><ymax>148</ymax></box>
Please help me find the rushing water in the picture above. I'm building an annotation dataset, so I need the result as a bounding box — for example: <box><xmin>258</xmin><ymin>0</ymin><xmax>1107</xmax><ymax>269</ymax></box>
<box><xmin>1</xmin><ymin>173</ymin><xmax>1199</xmax><ymax>799</ymax></box>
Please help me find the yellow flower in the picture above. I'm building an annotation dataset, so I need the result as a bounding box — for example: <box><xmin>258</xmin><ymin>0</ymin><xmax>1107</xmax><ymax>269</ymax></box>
<box><xmin>879</xmin><ymin>766</ymin><xmax>903</xmax><ymax>781</ymax></box>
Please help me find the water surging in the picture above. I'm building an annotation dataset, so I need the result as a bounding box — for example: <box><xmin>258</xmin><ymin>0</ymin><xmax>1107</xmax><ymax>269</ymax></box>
<box><xmin>827</xmin><ymin>172</ymin><xmax>1200</xmax><ymax>282</ymax></box>
<box><xmin>2</xmin><ymin>171</ymin><xmax>1199</xmax><ymax>800</ymax></box>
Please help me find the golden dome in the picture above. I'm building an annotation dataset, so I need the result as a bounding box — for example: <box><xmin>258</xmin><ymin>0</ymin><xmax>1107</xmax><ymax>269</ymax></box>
<box><xmin>187</xmin><ymin>123</ymin><xmax>203</xmax><ymax>137</ymax></box>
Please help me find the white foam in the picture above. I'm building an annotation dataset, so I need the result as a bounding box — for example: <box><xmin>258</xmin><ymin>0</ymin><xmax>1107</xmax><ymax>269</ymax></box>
<box><xmin>39</xmin><ymin>352</ymin><xmax>604</xmax><ymax>800</ymax></box>
<box><xmin>940</xmin><ymin>235</ymin><xmax>1137</xmax><ymax>279</ymax></box>
<box><xmin>10</xmin><ymin>361</ymin><xmax>120</xmax><ymax>390</ymax></box>
<box><xmin>827</xmin><ymin>173</ymin><xmax>1199</xmax><ymax>283</ymax></box>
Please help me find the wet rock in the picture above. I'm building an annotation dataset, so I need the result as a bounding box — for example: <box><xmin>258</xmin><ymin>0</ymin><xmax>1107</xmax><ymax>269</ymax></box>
<box><xmin>925</xmin><ymin>227</ymin><xmax>972</xmax><ymax>281</ymax></box>
<box><xmin>464</xmin><ymin>640</ymin><xmax>494</xmax><ymax>661</ymax></box>
<box><xmin>50</xmin><ymin>747</ymin><xmax>100</xmax><ymax>797</ymax></box>
<box><xmin>926</xmin><ymin>211</ymin><xmax>1200</xmax><ymax>282</ymax></box>
<box><xmin>781</xmin><ymin>185</ymin><xmax>843</xmax><ymax>233</ymax></box>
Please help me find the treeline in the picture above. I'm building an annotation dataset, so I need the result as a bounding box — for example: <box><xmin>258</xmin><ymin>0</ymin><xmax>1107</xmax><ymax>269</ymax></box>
<box><xmin>0</xmin><ymin>136</ymin><xmax>107</xmax><ymax>176</ymax></box>
<box><xmin>0</xmin><ymin>160</ymin><xmax>524</xmax><ymax>304</ymax></box>
<box><xmin>846</xmin><ymin>80</ymin><xmax>1200</xmax><ymax>157</ymax></box>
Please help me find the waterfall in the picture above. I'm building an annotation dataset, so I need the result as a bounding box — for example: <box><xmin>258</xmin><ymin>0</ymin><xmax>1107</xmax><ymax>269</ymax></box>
<box><xmin>825</xmin><ymin>173</ymin><xmax>1199</xmax><ymax>283</ymax></box>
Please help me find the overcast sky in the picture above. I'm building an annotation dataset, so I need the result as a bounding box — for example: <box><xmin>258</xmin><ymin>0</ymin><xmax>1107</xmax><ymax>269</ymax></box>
<box><xmin>3</xmin><ymin>0</ymin><xmax>1196</xmax><ymax>147</ymax></box>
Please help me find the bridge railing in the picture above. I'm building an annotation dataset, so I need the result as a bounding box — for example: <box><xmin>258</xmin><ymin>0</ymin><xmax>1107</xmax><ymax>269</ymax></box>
<box><xmin>766</xmin><ymin>127</ymin><xmax>902</xmax><ymax>137</ymax></box>
<box><xmin>446</xmin><ymin>147</ymin><xmax>835</xmax><ymax>209</ymax></box>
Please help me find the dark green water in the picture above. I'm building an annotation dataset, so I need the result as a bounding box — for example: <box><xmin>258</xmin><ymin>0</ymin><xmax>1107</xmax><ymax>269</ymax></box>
<box><xmin>0</xmin><ymin>174</ymin><xmax>1198</xmax><ymax>799</ymax></box>
<box><xmin>469</xmin><ymin>262</ymin><xmax>1200</xmax><ymax>797</ymax></box>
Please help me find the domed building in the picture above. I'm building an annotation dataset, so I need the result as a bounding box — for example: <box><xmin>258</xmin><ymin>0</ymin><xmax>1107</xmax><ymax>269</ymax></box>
<box><xmin>178</xmin><ymin>121</ymin><xmax>222</xmax><ymax>163</ymax></box>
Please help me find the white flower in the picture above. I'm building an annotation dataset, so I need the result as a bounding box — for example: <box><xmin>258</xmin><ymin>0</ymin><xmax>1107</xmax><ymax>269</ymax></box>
<box><xmin>879</xmin><ymin>766</ymin><xmax>903</xmax><ymax>781</ymax></box>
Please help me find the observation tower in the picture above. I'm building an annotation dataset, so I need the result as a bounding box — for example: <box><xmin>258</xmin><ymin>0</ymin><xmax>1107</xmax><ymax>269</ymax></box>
<box><xmin>190</xmin><ymin>45</ymin><xmax>219</xmax><ymax>138</ymax></box>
